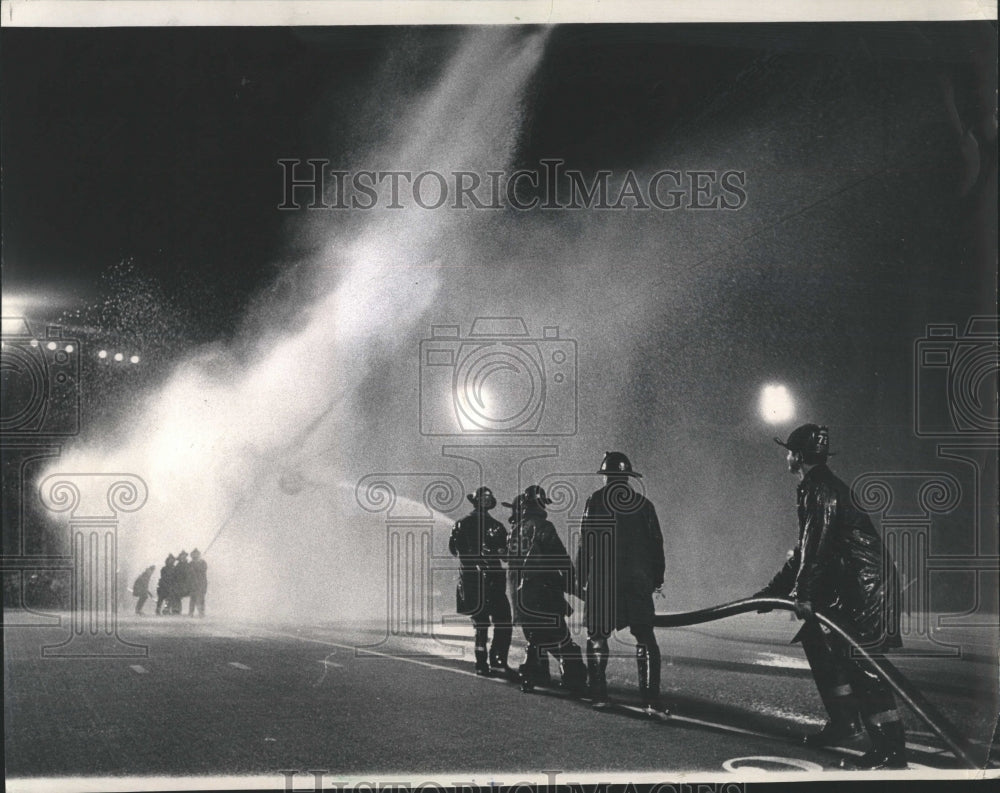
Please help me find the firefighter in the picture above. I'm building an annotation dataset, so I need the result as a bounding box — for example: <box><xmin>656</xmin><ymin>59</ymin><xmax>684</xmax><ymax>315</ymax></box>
<box><xmin>189</xmin><ymin>549</ymin><xmax>208</xmax><ymax>618</ymax></box>
<box><xmin>575</xmin><ymin>451</ymin><xmax>669</xmax><ymax>718</ymax></box>
<box><xmin>511</xmin><ymin>485</ymin><xmax>587</xmax><ymax>694</ymax></box>
<box><xmin>505</xmin><ymin>493</ymin><xmax>552</xmax><ymax>685</ymax></box>
<box><xmin>173</xmin><ymin>550</ymin><xmax>191</xmax><ymax>615</ymax></box>
<box><xmin>449</xmin><ymin>486</ymin><xmax>513</xmax><ymax>676</ymax></box>
<box><xmin>132</xmin><ymin>565</ymin><xmax>156</xmax><ymax>616</ymax></box>
<box><xmin>757</xmin><ymin>423</ymin><xmax>906</xmax><ymax>769</ymax></box>
<box><xmin>155</xmin><ymin>554</ymin><xmax>175</xmax><ymax>615</ymax></box>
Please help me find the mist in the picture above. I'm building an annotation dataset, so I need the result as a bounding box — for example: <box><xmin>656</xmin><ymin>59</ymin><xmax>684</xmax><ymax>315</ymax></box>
<box><xmin>41</xmin><ymin>26</ymin><xmax>994</xmax><ymax>621</ymax></box>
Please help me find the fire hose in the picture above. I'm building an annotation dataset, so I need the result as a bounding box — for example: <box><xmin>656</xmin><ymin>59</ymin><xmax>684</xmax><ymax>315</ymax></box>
<box><xmin>652</xmin><ymin>596</ymin><xmax>980</xmax><ymax>769</ymax></box>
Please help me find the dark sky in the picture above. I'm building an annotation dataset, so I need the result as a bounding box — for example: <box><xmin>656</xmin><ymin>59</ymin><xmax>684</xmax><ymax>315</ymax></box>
<box><xmin>4</xmin><ymin>23</ymin><xmax>994</xmax><ymax>331</ymax></box>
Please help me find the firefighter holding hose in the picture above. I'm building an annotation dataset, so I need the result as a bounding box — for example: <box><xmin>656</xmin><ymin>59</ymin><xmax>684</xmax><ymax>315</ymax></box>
<box><xmin>757</xmin><ymin>423</ymin><xmax>906</xmax><ymax>769</ymax></box>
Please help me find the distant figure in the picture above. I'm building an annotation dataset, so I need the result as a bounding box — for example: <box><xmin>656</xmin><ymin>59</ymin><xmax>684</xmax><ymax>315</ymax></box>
<box><xmin>510</xmin><ymin>485</ymin><xmax>587</xmax><ymax>694</ymax></box>
<box><xmin>575</xmin><ymin>451</ymin><xmax>668</xmax><ymax>718</ymax></box>
<box><xmin>189</xmin><ymin>549</ymin><xmax>208</xmax><ymax>618</ymax></box>
<box><xmin>449</xmin><ymin>487</ymin><xmax>512</xmax><ymax>675</ymax></box>
<box><xmin>172</xmin><ymin>550</ymin><xmax>191</xmax><ymax>615</ymax></box>
<box><xmin>132</xmin><ymin>565</ymin><xmax>156</xmax><ymax>615</ymax></box>
<box><xmin>757</xmin><ymin>423</ymin><xmax>906</xmax><ymax>769</ymax></box>
<box><xmin>155</xmin><ymin>554</ymin><xmax>176</xmax><ymax>615</ymax></box>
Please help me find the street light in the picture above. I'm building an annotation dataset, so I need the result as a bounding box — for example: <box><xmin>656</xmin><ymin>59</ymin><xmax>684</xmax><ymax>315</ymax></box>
<box><xmin>759</xmin><ymin>383</ymin><xmax>795</xmax><ymax>424</ymax></box>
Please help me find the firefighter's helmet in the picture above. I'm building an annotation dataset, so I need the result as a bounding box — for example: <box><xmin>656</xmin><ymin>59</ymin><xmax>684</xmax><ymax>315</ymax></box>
<box><xmin>523</xmin><ymin>484</ymin><xmax>553</xmax><ymax>506</ymax></box>
<box><xmin>598</xmin><ymin>451</ymin><xmax>642</xmax><ymax>478</ymax></box>
<box><xmin>467</xmin><ymin>486</ymin><xmax>497</xmax><ymax>510</ymax></box>
<box><xmin>774</xmin><ymin>423</ymin><xmax>831</xmax><ymax>458</ymax></box>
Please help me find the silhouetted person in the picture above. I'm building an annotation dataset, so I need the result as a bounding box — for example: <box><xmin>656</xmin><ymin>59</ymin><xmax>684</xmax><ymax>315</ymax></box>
<box><xmin>450</xmin><ymin>487</ymin><xmax>513</xmax><ymax>675</ymax></box>
<box><xmin>510</xmin><ymin>486</ymin><xmax>587</xmax><ymax>694</ymax></box>
<box><xmin>172</xmin><ymin>550</ymin><xmax>191</xmax><ymax>615</ymax></box>
<box><xmin>757</xmin><ymin>423</ymin><xmax>906</xmax><ymax>769</ymax></box>
<box><xmin>132</xmin><ymin>565</ymin><xmax>156</xmax><ymax>615</ymax></box>
<box><xmin>189</xmin><ymin>549</ymin><xmax>208</xmax><ymax>617</ymax></box>
<box><xmin>155</xmin><ymin>554</ymin><xmax>176</xmax><ymax>615</ymax></box>
<box><xmin>504</xmin><ymin>494</ymin><xmax>551</xmax><ymax>685</ymax></box>
<box><xmin>575</xmin><ymin>451</ymin><xmax>668</xmax><ymax>718</ymax></box>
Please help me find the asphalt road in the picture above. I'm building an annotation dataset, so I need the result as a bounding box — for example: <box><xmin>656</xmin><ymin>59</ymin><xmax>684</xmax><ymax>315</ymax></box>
<box><xmin>4</xmin><ymin>611</ymin><xmax>998</xmax><ymax>786</ymax></box>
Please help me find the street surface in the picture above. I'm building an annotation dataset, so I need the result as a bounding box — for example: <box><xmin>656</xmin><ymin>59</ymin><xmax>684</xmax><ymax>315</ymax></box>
<box><xmin>4</xmin><ymin>609</ymin><xmax>998</xmax><ymax>785</ymax></box>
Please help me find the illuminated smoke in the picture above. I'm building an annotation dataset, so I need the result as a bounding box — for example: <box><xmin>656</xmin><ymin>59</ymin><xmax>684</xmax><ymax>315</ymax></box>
<box><xmin>46</xmin><ymin>29</ymin><xmax>551</xmax><ymax>619</ymax></box>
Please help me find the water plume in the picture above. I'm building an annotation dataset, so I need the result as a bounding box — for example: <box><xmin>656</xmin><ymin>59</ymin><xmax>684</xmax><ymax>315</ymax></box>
<box><xmin>46</xmin><ymin>28</ymin><xmax>551</xmax><ymax>620</ymax></box>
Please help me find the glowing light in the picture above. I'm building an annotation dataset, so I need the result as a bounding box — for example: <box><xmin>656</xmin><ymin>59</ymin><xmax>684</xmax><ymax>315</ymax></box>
<box><xmin>64</xmin><ymin>344</ymin><xmax>74</xmax><ymax>354</ymax></box>
<box><xmin>130</xmin><ymin>355</ymin><xmax>140</xmax><ymax>364</ymax></box>
<box><xmin>46</xmin><ymin>341</ymin><xmax>57</xmax><ymax>351</ymax></box>
<box><xmin>114</xmin><ymin>352</ymin><xmax>124</xmax><ymax>362</ymax></box>
<box><xmin>98</xmin><ymin>350</ymin><xmax>108</xmax><ymax>359</ymax></box>
<box><xmin>29</xmin><ymin>339</ymin><xmax>39</xmax><ymax>348</ymax></box>
<box><xmin>759</xmin><ymin>384</ymin><xmax>795</xmax><ymax>424</ymax></box>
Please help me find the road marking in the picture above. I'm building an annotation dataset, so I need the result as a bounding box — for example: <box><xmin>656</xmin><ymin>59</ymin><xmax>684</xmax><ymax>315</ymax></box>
<box><xmin>228</xmin><ymin>662</ymin><xmax>251</xmax><ymax>670</ymax></box>
<box><xmin>129</xmin><ymin>665</ymin><xmax>148</xmax><ymax>674</ymax></box>
<box><xmin>753</xmin><ymin>652</ymin><xmax>811</xmax><ymax>670</ymax></box>
<box><xmin>267</xmin><ymin>630</ymin><xmax>508</xmax><ymax>683</ymax></box>
<box><xmin>314</xmin><ymin>651</ymin><xmax>346</xmax><ymax>687</ymax></box>
<box><xmin>263</xmin><ymin>628</ymin><xmax>964</xmax><ymax>765</ymax></box>
<box><xmin>723</xmin><ymin>755</ymin><xmax>824</xmax><ymax>772</ymax></box>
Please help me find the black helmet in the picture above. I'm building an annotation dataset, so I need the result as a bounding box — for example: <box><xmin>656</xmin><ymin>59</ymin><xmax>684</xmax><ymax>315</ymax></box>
<box><xmin>467</xmin><ymin>486</ymin><xmax>497</xmax><ymax>510</ymax></box>
<box><xmin>598</xmin><ymin>451</ymin><xmax>642</xmax><ymax>478</ymax></box>
<box><xmin>165</xmin><ymin>554</ymin><xmax>175</xmax><ymax>564</ymax></box>
<box><xmin>774</xmin><ymin>423</ymin><xmax>831</xmax><ymax>458</ymax></box>
<box><xmin>523</xmin><ymin>484</ymin><xmax>552</xmax><ymax>506</ymax></box>
<box><xmin>501</xmin><ymin>493</ymin><xmax>526</xmax><ymax>523</ymax></box>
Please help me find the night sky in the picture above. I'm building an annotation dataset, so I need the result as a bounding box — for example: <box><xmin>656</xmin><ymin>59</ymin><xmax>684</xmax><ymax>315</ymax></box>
<box><xmin>5</xmin><ymin>24</ymin><xmax>993</xmax><ymax>323</ymax></box>
<box><xmin>1</xmin><ymin>23</ymin><xmax>996</xmax><ymax>614</ymax></box>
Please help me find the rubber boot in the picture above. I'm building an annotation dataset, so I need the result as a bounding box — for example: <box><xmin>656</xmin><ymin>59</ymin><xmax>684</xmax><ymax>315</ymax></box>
<box><xmin>518</xmin><ymin>644</ymin><xmax>541</xmax><ymax>692</ymax></box>
<box><xmin>537</xmin><ymin>647</ymin><xmax>552</xmax><ymax>683</ymax></box>
<box><xmin>586</xmin><ymin>639</ymin><xmax>609</xmax><ymax>708</ymax></box>
<box><xmin>855</xmin><ymin>719</ymin><xmax>907</xmax><ymax>769</ymax></box>
<box><xmin>637</xmin><ymin>643</ymin><xmax>670</xmax><ymax>720</ymax></box>
<box><xmin>474</xmin><ymin>630</ymin><xmax>491</xmax><ymax>676</ymax></box>
<box><xmin>558</xmin><ymin>643</ymin><xmax>589</xmax><ymax>696</ymax></box>
<box><xmin>803</xmin><ymin>689</ymin><xmax>865</xmax><ymax>747</ymax></box>
<box><xmin>489</xmin><ymin>624</ymin><xmax>512</xmax><ymax>677</ymax></box>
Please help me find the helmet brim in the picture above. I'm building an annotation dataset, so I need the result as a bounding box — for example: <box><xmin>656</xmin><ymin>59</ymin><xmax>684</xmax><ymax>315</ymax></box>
<box><xmin>597</xmin><ymin>469</ymin><xmax>642</xmax><ymax>478</ymax></box>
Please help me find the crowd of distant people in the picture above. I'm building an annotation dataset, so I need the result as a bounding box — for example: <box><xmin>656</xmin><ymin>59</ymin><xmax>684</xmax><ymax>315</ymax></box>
<box><xmin>2</xmin><ymin>570</ymin><xmax>69</xmax><ymax>610</ymax></box>
<box><xmin>133</xmin><ymin>548</ymin><xmax>208</xmax><ymax>617</ymax></box>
